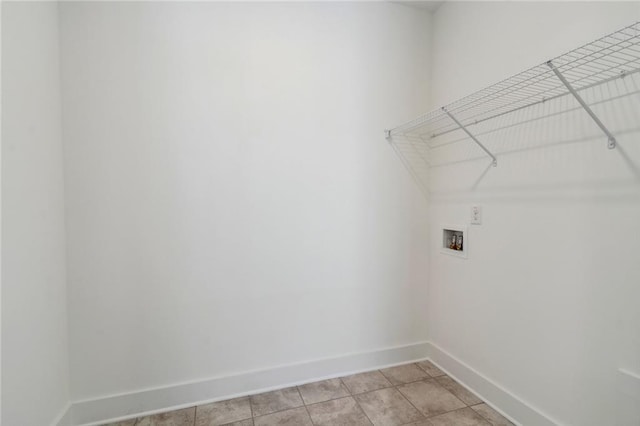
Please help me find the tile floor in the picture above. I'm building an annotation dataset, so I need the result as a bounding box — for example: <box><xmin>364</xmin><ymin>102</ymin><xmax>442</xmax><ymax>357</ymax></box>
<box><xmin>104</xmin><ymin>361</ymin><xmax>515</xmax><ymax>426</ymax></box>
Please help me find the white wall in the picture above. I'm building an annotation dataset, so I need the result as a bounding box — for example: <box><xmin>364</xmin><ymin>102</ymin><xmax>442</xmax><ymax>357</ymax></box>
<box><xmin>428</xmin><ymin>3</ymin><xmax>640</xmax><ymax>426</ymax></box>
<box><xmin>59</xmin><ymin>2</ymin><xmax>431</xmax><ymax>401</ymax></box>
<box><xmin>1</xmin><ymin>2</ymin><xmax>70</xmax><ymax>426</ymax></box>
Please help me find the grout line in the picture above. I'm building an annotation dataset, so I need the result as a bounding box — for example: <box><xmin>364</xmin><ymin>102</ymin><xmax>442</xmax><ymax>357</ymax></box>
<box><xmin>377</xmin><ymin>367</ymin><xmax>395</xmax><ymax>383</ymax></box>
<box><xmin>348</xmin><ymin>384</ymin><xmax>395</xmax><ymax>396</ymax></box>
<box><xmin>399</xmin><ymin>419</ymin><xmax>430</xmax><ymax>426</ymax></box>
<box><xmin>250</xmin><ymin>403</ymin><xmax>306</xmax><ymax>420</ymax></box>
<box><xmin>298</xmin><ymin>378</ymin><xmax>371</xmax><ymax>426</ymax></box>
<box><xmin>461</xmin><ymin>406</ymin><xmax>495</xmax><ymax>425</ymax></box>
<box><xmin>337</xmin><ymin>377</ymin><xmax>349</xmax><ymax>397</ymax></box>
<box><xmin>350</xmin><ymin>393</ymin><xmax>375</xmax><ymax>426</ymax></box>
<box><xmin>430</xmin><ymin>379</ymin><xmax>468</xmax><ymax>407</ymax></box>
<box><xmin>353</xmin><ymin>402</ymin><xmax>374</xmax><ymax>425</ymax></box>
<box><xmin>402</xmin><ymin>406</ymin><xmax>485</xmax><ymax>425</ymax></box>
<box><xmin>303</xmin><ymin>405</ymin><xmax>315</xmax><ymax>425</ymax></box>
<box><xmin>343</xmin><ymin>371</ymin><xmax>395</xmax><ymax>396</ymax></box>
<box><xmin>470</xmin><ymin>403</ymin><xmax>501</xmax><ymax>426</ymax></box>
<box><xmin>415</xmin><ymin>360</ymin><xmax>445</xmax><ymax>379</ymax></box>
<box><xmin>294</xmin><ymin>386</ymin><xmax>308</xmax><ymax>408</ymax></box>
<box><xmin>295</xmin><ymin>385</ymin><xmax>307</xmax><ymax>407</ymax></box>
<box><xmin>380</xmin><ymin>362</ymin><xmax>433</xmax><ymax>383</ymax></box>
<box><xmin>297</xmin><ymin>378</ymin><xmax>357</xmax><ymax>408</ymax></box>
<box><xmin>193</xmin><ymin>405</ymin><xmax>197</xmax><ymax>426</ymax></box>
<box><xmin>304</xmin><ymin>394</ymin><xmax>354</xmax><ymax>408</ymax></box>
<box><xmin>393</xmin><ymin>383</ymin><xmax>429</xmax><ymax>424</ymax></box>
<box><xmin>436</xmin><ymin>376</ymin><xmax>484</xmax><ymax>407</ymax></box>
<box><xmin>394</xmin><ymin>378</ymin><xmax>473</xmax><ymax>421</ymax></box>
<box><xmin>295</xmin><ymin>386</ymin><xmax>315</xmax><ymax>425</ymax></box>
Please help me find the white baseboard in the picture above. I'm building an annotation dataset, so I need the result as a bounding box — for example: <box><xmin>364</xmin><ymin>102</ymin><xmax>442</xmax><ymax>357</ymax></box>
<box><xmin>617</xmin><ymin>368</ymin><xmax>640</xmax><ymax>426</ymax></box>
<box><xmin>426</xmin><ymin>341</ymin><xmax>561</xmax><ymax>426</ymax></box>
<box><xmin>58</xmin><ymin>340</ymin><xmax>569</xmax><ymax>426</ymax></box>
<box><xmin>62</xmin><ymin>341</ymin><xmax>429</xmax><ymax>426</ymax></box>
<box><xmin>50</xmin><ymin>403</ymin><xmax>72</xmax><ymax>426</ymax></box>
<box><xmin>618</xmin><ymin>368</ymin><xmax>640</xmax><ymax>400</ymax></box>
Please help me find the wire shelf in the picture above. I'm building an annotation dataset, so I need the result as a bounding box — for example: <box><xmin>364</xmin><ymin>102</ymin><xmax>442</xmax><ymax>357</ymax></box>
<box><xmin>387</xmin><ymin>22</ymin><xmax>640</xmax><ymax>163</ymax></box>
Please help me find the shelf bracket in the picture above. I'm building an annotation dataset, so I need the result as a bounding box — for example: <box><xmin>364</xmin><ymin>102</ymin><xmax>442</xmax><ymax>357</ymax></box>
<box><xmin>384</xmin><ymin>129</ymin><xmax>392</xmax><ymax>140</ymax></box>
<box><xmin>547</xmin><ymin>60</ymin><xmax>616</xmax><ymax>149</ymax></box>
<box><xmin>442</xmin><ymin>107</ymin><xmax>498</xmax><ymax>167</ymax></box>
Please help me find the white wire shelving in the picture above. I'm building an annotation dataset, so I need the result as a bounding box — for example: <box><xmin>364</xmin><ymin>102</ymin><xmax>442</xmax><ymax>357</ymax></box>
<box><xmin>385</xmin><ymin>22</ymin><xmax>640</xmax><ymax>168</ymax></box>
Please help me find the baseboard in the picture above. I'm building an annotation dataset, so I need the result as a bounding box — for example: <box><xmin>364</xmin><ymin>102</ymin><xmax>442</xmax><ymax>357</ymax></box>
<box><xmin>50</xmin><ymin>403</ymin><xmax>72</xmax><ymax>426</ymax></box>
<box><xmin>61</xmin><ymin>340</ymin><xmax>570</xmax><ymax>426</ymax></box>
<box><xmin>64</xmin><ymin>341</ymin><xmax>429</xmax><ymax>426</ymax></box>
<box><xmin>617</xmin><ymin>368</ymin><xmax>640</xmax><ymax>426</ymax></box>
<box><xmin>426</xmin><ymin>341</ymin><xmax>561</xmax><ymax>426</ymax></box>
<box><xmin>618</xmin><ymin>368</ymin><xmax>640</xmax><ymax>400</ymax></box>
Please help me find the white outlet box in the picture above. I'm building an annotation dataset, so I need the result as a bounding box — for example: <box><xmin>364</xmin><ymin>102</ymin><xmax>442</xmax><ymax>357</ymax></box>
<box><xmin>471</xmin><ymin>205</ymin><xmax>482</xmax><ymax>225</ymax></box>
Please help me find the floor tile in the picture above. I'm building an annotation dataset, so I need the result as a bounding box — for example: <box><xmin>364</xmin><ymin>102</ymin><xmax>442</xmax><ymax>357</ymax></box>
<box><xmin>341</xmin><ymin>371</ymin><xmax>392</xmax><ymax>394</ymax></box>
<box><xmin>436</xmin><ymin>376</ymin><xmax>482</xmax><ymax>406</ymax></box>
<box><xmin>398</xmin><ymin>379</ymin><xmax>466</xmax><ymax>418</ymax></box>
<box><xmin>101</xmin><ymin>420</ymin><xmax>137</xmax><ymax>426</ymax></box>
<box><xmin>253</xmin><ymin>407</ymin><xmax>312</xmax><ymax>426</ymax></box>
<box><xmin>428</xmin><ymin>408</ymin><xmax>491</xmax><ymax>426</ymax></box>
<box><xmin>417</xmin><ymin>360</ymin><xmax>446</xmax><ymax>377</ymax></box>
<box><xmin>222</xmin><ymin>420</ymin><xmax>253</xmax><ymax>426</ymax></box>
<box><xmin>379</xmin><ymin>363</ymin><xmax>429</xmax><ymax>385</ymax></box>
<box><xmin>307</xmin><ymin>396</ymin><xmax>372</xmax><ymax>425</ymax></box>
<box><xmin>250</xmin><ymin>387</ymin><xmax>303</xmax><ymax>417</ymax></box>
<box><xmin>136</xmin><ymin>407</ymin><xmax>196</xmax><ymax>426</ymax></box>
<box><xmin>354</xmin><ymin>387</ymin><xmax>424</xmax><ymax>426</ymax></box>
<box><xmin>471</xmin><ymin>404</ymin><xmax>515</xmax><ymax>426</ymax></box>
<box><xmin>196</xmin><ymin>397</ymin><xmax>252</xmax><ymax>425</ymax></box>
<box><xmin>297</xmin><ymin>378</ymin><xmax>349</xmax><ymax>404</ymax></box>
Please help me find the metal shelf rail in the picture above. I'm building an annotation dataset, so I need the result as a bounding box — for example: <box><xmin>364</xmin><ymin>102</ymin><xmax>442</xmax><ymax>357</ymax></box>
<box><xmin>385</xmin><ymin>22</ymin><xmax>640</xmax><ymax>167</ymax></box>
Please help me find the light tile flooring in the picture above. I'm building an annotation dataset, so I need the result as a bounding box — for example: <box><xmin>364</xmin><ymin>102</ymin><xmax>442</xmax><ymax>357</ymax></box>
<box><xmin>104</xmin><ymin>361</ymin><xmax>514</xmax><ymax>426</ymax></box>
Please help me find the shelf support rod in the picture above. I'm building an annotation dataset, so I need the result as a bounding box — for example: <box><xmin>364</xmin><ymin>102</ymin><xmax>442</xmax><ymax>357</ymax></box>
<box><xmin>442</xmin><ymin>107</ymin><xmax>497</xmax><ymax>167</ymax></box>
<box><xmin>547</xmin><ymin>60</ymin><xmax>616</xmax><ymax>149</ymax></box>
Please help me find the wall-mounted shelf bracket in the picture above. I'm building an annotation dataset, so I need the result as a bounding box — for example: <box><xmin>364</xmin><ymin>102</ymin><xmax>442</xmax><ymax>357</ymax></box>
<box><xmin>547</xmin><ymin>60</ymin><xmax>617</xmax><ymax>149</ymax></box>
<box><xmin>442</xmin><ymin>107</ymin><xmax>498</xmax><ymax>166</ymax></box>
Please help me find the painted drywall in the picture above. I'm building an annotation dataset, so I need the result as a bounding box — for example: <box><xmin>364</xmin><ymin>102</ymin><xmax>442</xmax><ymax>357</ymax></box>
<box><xmin>1</xmin><ymin>2</ymin><xmax>70</xmax><ymax>426</ymax></box>
<box><xmin>428</xmin><ymin>3</ymin><xmax>640</xmax><ymax>426</ymax></box>
<box><xmin>59</xmin><ymin>2</ymin><xmax>431</xmax><ymax>401</ymax></box>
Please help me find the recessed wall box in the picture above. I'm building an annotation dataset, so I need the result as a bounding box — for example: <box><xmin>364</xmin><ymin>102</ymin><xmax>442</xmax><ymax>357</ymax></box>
<box><xmin>441</xmin><ymin>225</ymin><xmax>467</xmax><ymax>259</ymax></box>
